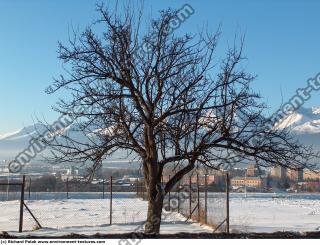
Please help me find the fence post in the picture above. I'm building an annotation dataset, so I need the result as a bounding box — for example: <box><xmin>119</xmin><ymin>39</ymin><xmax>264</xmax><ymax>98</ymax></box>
<box><xmin>178</xmin><ymin>181</ymin><xmax>181</xmax><ymax>213</ymax></box>
<box><xmin>110</xmin><ymin>176</ymin><xmax>113</xmax><ymax>225</ymax></box>
<box><xmin>66</xmin><ymin>177</ymin><xmax>69</xmax><ymax>199</ymax></box>
<box><xmin>197</xmin><ymin>174</ymin><xmax>200</xmax><ymax>222</ymax></box>
<box><xmin>19</xmin><ymin>175</ymin><xmax>25</xmax><ymax>233</ymax></box>
<box><xmin>226</xmin><ymin>172</ymin><xmax>230</xmax><ymax>233</ymax></box>
<box><xmin>139</xmin><ymin>179</ymin><xmax>142</xmax><ymax>198</ymax></box>
<box><xmin>205</xmin><ymin>174</ymin><xmax>208</xmax><ymax>224</ymax></box>
<box><xmin>138</xmin><ymin>179</ymin><xmax>141</xmax><ymax>198</ymax></box>
<box><xmin>142</xmin><ymin>180</ymin><xmax>145</xmax><ymax>200</ymax></box>
<box><xmin>168</xmin><ymin>175</ymin><xmax>171</xmax><ymax>211</ymax></box>
<box><xmin>102</xmin><ymin>179</ymin><xmax>105</xmax><ymax>199</ymax></box>
<box><xmin>136</xmin><ymin>178</ymin><xmax>139</xmax><ymax>196</ymax></box>
<box><xmin>6</xmin><ymin>176</ymin><xmax>9</xmax><ymax>201</ymax></box>
<box><xmin>54</xmin><ymin>177</ymin><xmax>57</xmax><ymax>193</ymax></box>
<box><xmin>29</xmin><ymin>178</ymin><xmax>31</xmax><ymax>200</ymax></box>
<box><xmin>189</xmin><ymin>176</ymin><xmax>192</xmax><ymax>218</ymax></box>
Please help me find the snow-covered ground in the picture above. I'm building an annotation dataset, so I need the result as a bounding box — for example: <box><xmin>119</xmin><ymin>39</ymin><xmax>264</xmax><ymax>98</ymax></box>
<box><xmin>230</xmin><ymin>194</ymin><xmax>320</xmax><ymax>233</ymax></box>
<box><xmin>0</xmin><ymin>197</ymin><xmax>212</xmax><ymax>236</ymax></box>
<box><xmin>1</xmin><ymin>193</ymin><xmax>320</xmax><ymax>236</ymax></box>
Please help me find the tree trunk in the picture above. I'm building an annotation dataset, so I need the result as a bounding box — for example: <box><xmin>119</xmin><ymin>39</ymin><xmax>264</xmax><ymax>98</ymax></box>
<box><xmin>145</xmin><ymin>188</ymin><xmax>164</xmax><ymax>233</ymax></box>
<box><xmin>143</xmin><ymin>162</ymin><xmax>165</xmax><ymax>234</ymax></box>
<box><xmin>143</xmin><ymin>124</ymin><xmax>164</xmax><ymax>233</ymax></box>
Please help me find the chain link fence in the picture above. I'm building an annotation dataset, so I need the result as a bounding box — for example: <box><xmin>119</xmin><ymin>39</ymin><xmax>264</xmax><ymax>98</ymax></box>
<box><xmin>0</xmin><ymin>175</ymin><xmax>146</xmax><ymax>232</ymax></box>
<box><xmin>0</xmin><ymin>171</ymin><xmax>229</xmax><ymax>234</ymax></box>
<box><xmin>137</xmin><ymin>170</ymin><xmax>230</xmax><ymax>232</ymax></box>
<box><xmin>0</xmin><ymin>180</ymin><xmax>22</xmax><ymax>232</ymax></box>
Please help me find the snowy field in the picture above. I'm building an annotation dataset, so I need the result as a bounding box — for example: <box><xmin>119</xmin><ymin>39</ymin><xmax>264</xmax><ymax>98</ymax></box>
<box><xmin>230</xmin><ymin>193</ymin><xmax>320</xmax><ymax>233</ymax></box>
<box><xmin>0</xmin><ymin>193</ymin><xmax>320</xmax><ymax>236</ymax></box>
<box><xmin>0</xmin><ymin>194</ymin><xmax>212</xmax><ymax>236</ymax></box>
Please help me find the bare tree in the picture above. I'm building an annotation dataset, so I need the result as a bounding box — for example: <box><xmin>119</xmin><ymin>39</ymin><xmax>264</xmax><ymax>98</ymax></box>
<box><xmin>42</xmin><ymin>4</ymin><xmax>318</xmax><ymax>233</ymax></box>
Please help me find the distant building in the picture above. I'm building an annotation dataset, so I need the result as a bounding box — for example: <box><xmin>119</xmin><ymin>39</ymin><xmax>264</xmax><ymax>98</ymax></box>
<box><xmin>61</xmin><ymin>174</ymin><xmax>74</xmax><ymax>182</ymax></box>
<box><xmin>231</xmin><ymin>176</ymin><xmax>266</xmax><ymax>189</ymax></box>
<box><xmin>0</xmin><ymin>166</ymin><xmax>9</xmax><ymax>174</ymax></box>
<box><xmin>301</xmin><ymin>181</ymin><xmax>320</xmax><ymax>192</ymax></box>
<box><xmin>287</xmin><ymin>168</ymin><xmax>303</xmax><ymax>182</ymax></box>
<box><xmin>123</xmin><ymin>176</ymin><xmax>142</xmax><ymax>183</ymax></box>
<box><xmin>67</xmin><ymin>166</ymin><xmax>79</xmax><ymax>177</ymax></box>
<box><xmin>303</xmin><ymin>169</ymin><xmax>320</xmax><ymax>181</ymax></box>
<box><xmin>246</xmin><ymin>164</ymin><xmax>258</xmax><ymax>177</ymax></box>
<box><xmin>229</xmin><ymin>168</ymin><xmax>246</xmax><ymax>178</ymax></box>
<box><xmin>162</xmin><ymin>174</ymin><xmax>215</xmax><ymax>186</ymax></box>
<box><xmin>271</xmin><ymin>166</ymin><xmax>287</xmax><ymax>181</ymax></box>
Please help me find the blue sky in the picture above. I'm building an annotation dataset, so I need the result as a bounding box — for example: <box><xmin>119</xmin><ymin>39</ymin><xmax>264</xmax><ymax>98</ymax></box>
<box><xmin>0</xmin><ymin>0</ymin><xmax>319</xmax><ymax>134</ymax></box>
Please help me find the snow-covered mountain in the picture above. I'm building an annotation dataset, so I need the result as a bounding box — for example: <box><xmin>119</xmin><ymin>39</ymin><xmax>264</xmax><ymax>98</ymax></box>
<box><xmin>0</xmin><ymin>123</ymin><xmax>46</xmax><ymax>141</ymax></box>
<box><xmin>1</xmin><ymin>106</ymin><xmax>320</xmax><ymax>162</ymax></box>
<box><xmin>0</xmin><ymin>123</ymin><xmax>134</xmax><ymax>168</ymax></box>
<box><xmin>274</xmin><ymin>107</ymin><xmax>320</xmax><ymax>151</ymax></box>
<box><xmin>0</xmin><ymin>123</ymin><xmax>45</xmax><ymax>160</ymax></box>
<box><xmin>0</xmin><ymin>122</ymin><xmax>89</xmax><ymax>160</ymax></box>
<box><xmin>277</xmin><ymin>107</ymin><xmax>320</xmax><ymax>134</ymax></box>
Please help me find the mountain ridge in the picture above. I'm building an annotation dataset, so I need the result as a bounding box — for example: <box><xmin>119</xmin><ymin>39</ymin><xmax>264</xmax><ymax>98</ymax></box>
<box><xmin>1</xmin><ymin>107</ymin><xmax>320</xmax><ymax>161</ymax></box>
